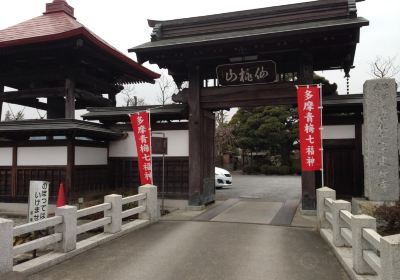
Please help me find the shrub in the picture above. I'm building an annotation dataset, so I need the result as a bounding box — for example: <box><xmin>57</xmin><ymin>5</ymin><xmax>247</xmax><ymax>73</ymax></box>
<box><xmin>260</xmin><ymin>164</ymin><xmax>269</xmax><ymax>174</ymax></box>
<box><xmin>242</xmin><ymin>165</ymin><xmax>260</xmax><ymax>174</ymax></box>
<box><xmin>278</xmin><ymin>165</ymin><xmax>290</xmax><ymax>175</ymax></box>
<box><xmin>374</xmin><ymin>201</ymin><xmax>400</xmax><ymax>235</ymax></box>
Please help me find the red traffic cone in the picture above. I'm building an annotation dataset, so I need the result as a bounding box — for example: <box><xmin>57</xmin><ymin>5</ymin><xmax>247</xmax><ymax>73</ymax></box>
<box><xmin>56</xmin><ymin>182</ymin><xmax>66</xmax><ymax>207</ymax></box>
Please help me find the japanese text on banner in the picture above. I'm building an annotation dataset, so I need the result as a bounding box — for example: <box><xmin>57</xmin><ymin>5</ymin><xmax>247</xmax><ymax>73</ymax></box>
<box><xmin>130</xmin><ymin>111</ymin><xmax>153</xmax><ymax>185</ymax></box>
<box><xmin>296</xmin><ymin>85</ymin><xmax>322</xmax><ymax>171</ymax></box>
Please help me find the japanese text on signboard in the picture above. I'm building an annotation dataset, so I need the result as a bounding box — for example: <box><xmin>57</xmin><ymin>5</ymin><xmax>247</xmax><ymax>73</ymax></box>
<box><xmin>297</xmin><ymin>85</ymin><xmax>322</xmax><ymax>171</ymax></box>
<box><xmin>28</xmin><ymin>181</ymin><xmax>50</xmax><ymax>222</ymax></box>
<box><xmin>216</xmin><ymin>60</ymin><xmax>278</xmax><ymax>86</ymax></box>
<box><xmin>130</xmin><ymin>111</ymin><xmax>153</xmax><ymax>185</ymax></box>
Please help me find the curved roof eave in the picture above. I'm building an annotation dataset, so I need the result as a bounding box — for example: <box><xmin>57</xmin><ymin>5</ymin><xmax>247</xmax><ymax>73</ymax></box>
<box><xmin>0</xmin><ymin>18</ymin><xmax>160</xmax><ymax>83</ymax></box>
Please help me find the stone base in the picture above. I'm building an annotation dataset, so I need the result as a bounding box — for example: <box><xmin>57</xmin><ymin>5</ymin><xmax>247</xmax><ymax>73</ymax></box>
<box><xmin>158</xmin><ymin>199</ymin><xmax>190</xmax><ymax>211</ymax></box>
<box><xmin>186</xmin><ymin>205</ymin><xmax>206</xmax><ymax>211</ymax></box>
<box><xmin>300</xmin><ymin>207</ymin><xmax>316</xmax><ymax>216</ymax></box>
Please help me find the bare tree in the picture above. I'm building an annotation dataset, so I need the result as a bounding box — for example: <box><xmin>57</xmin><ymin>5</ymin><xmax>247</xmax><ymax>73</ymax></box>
<box><xmin>5</xmin><ymin>107</ymin><xmax>24</xmax><ymax>121</ymax></box>
<box><xmin>215</xmin><ymin>110</ymin><xmax>228</xmax><ymax>127</ymax></box>
<box><xmin>214</xmin><ymin>110</ymin><xmax>235</xmax><ymax>164</ymax></box>
<box><xmin>36</xmin><ymin>109</ymin><xmax>46</xmax><ymax>119</ymax></box>
<box><xmin>119</xmin><ymin>85</ymin><xmax>146</xmax><ymax>107</ymax></box>
<box><xmin>369</xmin><ymin>56</ymin><xmax>400</xmax><ymax>79</ymax></box>
<box><xmin>156</xmin><ymin>73</ymin><xmax>178</xmax><ymax>106</ymax></box>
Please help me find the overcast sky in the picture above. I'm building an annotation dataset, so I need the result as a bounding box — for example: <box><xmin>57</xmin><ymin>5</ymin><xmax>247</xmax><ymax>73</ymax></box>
<box><xmin>0</xmin><ymin>0</ymin><xmax>399</xmax><ymax>119</ymax></box>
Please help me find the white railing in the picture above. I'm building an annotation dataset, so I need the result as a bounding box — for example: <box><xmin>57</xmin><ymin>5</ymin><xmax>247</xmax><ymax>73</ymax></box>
<box><xmin>0</xmin><ymin>184</ymin><xmax>159</xmax><ymax>274</ymax></box>
<box><xmin>317</xmin><ymin>187</ymin><xmax>400</xmax><ymax>280</ymax></box>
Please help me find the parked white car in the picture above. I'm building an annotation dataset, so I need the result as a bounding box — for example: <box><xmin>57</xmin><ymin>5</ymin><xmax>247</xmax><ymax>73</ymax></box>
<box><xmin>215</xmin><ymin>167</ymin><xmax>233</xmax><ymax>188</ymax></box>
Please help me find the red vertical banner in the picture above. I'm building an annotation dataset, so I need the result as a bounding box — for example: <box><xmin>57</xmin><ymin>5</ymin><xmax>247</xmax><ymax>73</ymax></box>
<box><xmin>297</xmin><ymin>85</ymin><xmax>322</xmax><ymax>171</ymax></box>
<box><xmin>130</xmin><ymin>111</ymin><xmax>153</xmax><ymax>185</ymax></box>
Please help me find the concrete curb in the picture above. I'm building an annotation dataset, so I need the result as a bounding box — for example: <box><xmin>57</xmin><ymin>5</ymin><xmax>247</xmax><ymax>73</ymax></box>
<box><xmin>14</xmin><ymin>219</ymin><xmax>150</xmax><ymax>275</ymax></box>
<box><xmin>320</xmin><ymin>229</ymin><xmax>378</xmax><ymax>280</ymax></box>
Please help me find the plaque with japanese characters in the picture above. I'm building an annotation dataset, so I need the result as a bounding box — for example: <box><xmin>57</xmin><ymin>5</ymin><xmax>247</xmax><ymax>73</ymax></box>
<box><xmin>216</xmin><ymin>60</ymin><xmax>278</xmax><ymax>86</ymax></box>
<box><xmin>28</xmin><ymin>181</ymin><xmax>50</xmax><ymax>223</ymax></box>
<box><xmin>296</xmin><ymin>85</ymin><xmax>322</xmax><ymax>171</ymax></box>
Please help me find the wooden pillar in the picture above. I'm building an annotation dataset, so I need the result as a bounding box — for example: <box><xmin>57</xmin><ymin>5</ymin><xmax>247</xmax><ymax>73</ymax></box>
<box><xmin>298</xmin><ymin>52</ymin><xmax>321</xmax><ymax>210</ymax></box>
<box><xmin>47</xmin><ymin>97</ymin><xmax>65</xmax><ymax>119</ymax></box>
<box><xmin>354</xmin><ymin>119</ymin><xmax>364</xmax><ymax>197</ymax></box>
<box><xmin>65</xmin><ymin>136</ymin><xmax>75</xmax><ymax>203</ymax></box>
<box><xmin>65</xmin><ymin>78</ymin><xmax>76</xmax><ymax>119</ymax></box>
<box><xmin>11</xmin><ymin>146</ymin><xmax>17</xmax><ymax>198</ymax></box>
<box><xmin>188</xmin><ymin>64</ymin><xmax>204</xmax><ymax>206</ymax></box>
<box><xmin>0</xmin><ymin>84</ymin><xmax>4</xmax><ymax>121</ymax></box>
<box><xmin>109</xmin><ymin>93</ymin><xmax>117</xmax><ymax>107</ymax></box>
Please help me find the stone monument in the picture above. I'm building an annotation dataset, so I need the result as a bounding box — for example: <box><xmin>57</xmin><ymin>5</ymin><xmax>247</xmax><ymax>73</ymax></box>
<box><xmin>363</xmin><ymin>78</ymin><xmax>399</xmax><ymax>201</ymax></box>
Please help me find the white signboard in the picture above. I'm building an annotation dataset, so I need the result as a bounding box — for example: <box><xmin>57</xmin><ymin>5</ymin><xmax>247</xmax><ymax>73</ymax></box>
<box><xmin>28</xmin><ymin>181</ymin><xmax>50</xmax><ymax>223</ymax></box>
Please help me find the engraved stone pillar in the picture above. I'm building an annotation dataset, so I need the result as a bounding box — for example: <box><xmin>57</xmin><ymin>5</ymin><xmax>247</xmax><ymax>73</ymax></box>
<box><xmin>363</xmin><ymin>78</ymin><xmax>399</xmax><ymax>201</ymax></box>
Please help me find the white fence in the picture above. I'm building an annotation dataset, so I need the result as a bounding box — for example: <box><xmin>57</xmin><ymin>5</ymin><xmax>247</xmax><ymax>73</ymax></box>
<box><xmin>317</xmin><ymin>187</ymin><xmax>400</xmax><ymax>280</ymax></box>
<box><xmin>0</xmin><ymin>184</ymin><xmax>159</xmax><ymax>274</ymax></box>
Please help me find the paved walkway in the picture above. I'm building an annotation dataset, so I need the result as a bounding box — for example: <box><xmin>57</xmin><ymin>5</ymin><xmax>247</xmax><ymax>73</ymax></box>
<box><xmin>168</xmin><ymin>174</ymin><xmax>305</xmax><ymax>226</ymax></box>
<box><xmin>25</xmin><ymin>221</ymin><xmax>348</xmax><ymax>280</ymax></box>
<box><xmin>10</xmin><ymin>175</ymin><xmax>343</xmax><ymax>280</ymax></box>
<box><xmin>215</xmin><ymin>174</ymin><xmax>301</xmax><ymax>202</ymax></box>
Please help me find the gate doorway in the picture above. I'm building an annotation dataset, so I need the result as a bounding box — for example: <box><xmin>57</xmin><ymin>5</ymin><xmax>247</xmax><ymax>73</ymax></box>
<box><xmin>131</xmin><ymin>0</ymin><xmax>369</xmax><ymax>210</ymax></box>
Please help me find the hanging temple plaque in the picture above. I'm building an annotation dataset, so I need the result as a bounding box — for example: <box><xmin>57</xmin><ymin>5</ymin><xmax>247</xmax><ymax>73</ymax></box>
<box><xmin>216</xmin><ymin>60</ymin><xmax>278</xmax><ymax>86</ymax></box>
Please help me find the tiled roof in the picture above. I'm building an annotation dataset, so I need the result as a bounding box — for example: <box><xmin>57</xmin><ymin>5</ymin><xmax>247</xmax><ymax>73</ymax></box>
<box><xmin>0</xmin><ymin>0</ymin><xmax>160</xmax><ymax>81</ymax></box>
<box><xmin>83</xmin><ymin>104</ymin><xmax>188</xmax><ymax>122</ymax></box>
<box><xmin>0</xmin><ymin>119</ymin><xmax>124</xmax><ymax>140</ymax></box>
<box><xmin>0</xmin><ymin>13</ymin><xmax>83</xmax><ymax>47</ymax></box>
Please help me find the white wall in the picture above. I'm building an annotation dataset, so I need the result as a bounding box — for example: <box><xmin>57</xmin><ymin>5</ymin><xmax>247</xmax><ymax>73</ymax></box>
<box><xmin>0</xmin><ymin>147</ymin><xmax>13</xmax><ymax>166</ymax></box>
<box><xmin>109</xmin><ymin>132</ymin><xmax>138</xmax><ymax>157</ymax></box>
<box><xmin>322</xmin><ymin>125</ymin><xmax>355</xmax><ymax>140</ymax></box>
<box><xmin>17</xmin><ymin>147</ymin><xmax>67</xmax><ymax>166</ymax></box>
<box><xmin>75</xmin><ymin>147</ymin><xmax>108</xmax><ymax>165</ymax></box>
<box><xmin>109</xmin><ymin>130</ymin><xmax>189</xmax><ymax>158</ymax></box>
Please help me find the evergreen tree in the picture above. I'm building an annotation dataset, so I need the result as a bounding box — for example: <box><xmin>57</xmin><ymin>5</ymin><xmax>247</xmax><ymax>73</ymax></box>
<box><xmin>230</xmin><ymin>106</ymin><xmax>298</xmax><ymax>167</ymax></box>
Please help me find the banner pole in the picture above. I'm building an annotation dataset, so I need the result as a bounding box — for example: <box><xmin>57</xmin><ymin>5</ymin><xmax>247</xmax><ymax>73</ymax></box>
<box><xmin>318</xmin><ymin>84</ymin><xmax>324</xmax><ymax>187</ymax></box>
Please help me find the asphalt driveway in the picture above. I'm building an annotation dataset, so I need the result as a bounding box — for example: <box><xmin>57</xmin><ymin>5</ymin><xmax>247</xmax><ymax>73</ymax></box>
<box><xmin>215</xmin><ymin>173</ymin><xmax>301</xmax><ymax>202</ymax></box>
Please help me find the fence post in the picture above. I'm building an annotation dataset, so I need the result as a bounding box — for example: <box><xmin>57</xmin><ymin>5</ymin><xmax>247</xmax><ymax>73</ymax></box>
<box><xmin>332</xmin><ymin>200</ymin><xmax>351</xmax><ymax>247</ymax></box>
<box><xmin>104</xmin><ymin>194</ymin><xmax>122</xmax><ymax>234</ymax></box>
<box><xmin>55</xmin><ymin>205</ymin><xmax>77</xmax><ymax>253</ymax></box>
<box><xmin>380</xmin><ymin>234</ymin><xmax>400</xmax><ymax>280</ymax></box>
<box><xmin>0</xmin><ymin>218</ymin><xmax>13</xmax><ymax>274</ymax></box>
<box><xmin>316</xmin><ymin>187</ymin><xmax>336</xmax><ymax>230</ymax></box>
<box><xmin>351</xmin><ymin>214</ymin><xmax>376</xmax><ymax>275</ymax></box>
<box><xmin>139</xmin><ymin>184</ymin><xmax>160</xmax><ymax>223</ymax></box>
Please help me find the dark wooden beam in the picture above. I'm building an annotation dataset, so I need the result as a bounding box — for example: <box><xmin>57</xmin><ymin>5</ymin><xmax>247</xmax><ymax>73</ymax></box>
<box><xmin>65</xmin><ymin>136</ymin><xmax>75</xmax><ymax>203</ymax></box>
<box><xmin>77</xmin><ymin>71</ymin><xmax>122</xmax><ymax>95</ymax></box>
<box><xmin>79</xmin><ymin>44</ymin><xmax>154</xmax><ymax>84</ymax></box>
<box><xmin>5</xmin><ymin>99</ymin><xmax>48</xmax><ymax>111</ymax></box>
<box><xmin>354</xmin><ymin>121</ymin><xmax>364</xmax><ymax>197</ymax></box>
<box><xmin>188</xmin><ymin>64</ymin><xmax>203</xmax><ymax>206</ymax></box>
<box><xmin>142</xmin><ymin>29</ymin><xmax>359</xmax><ymax>78</ymax></box>
<box><xmin>65</xmin><ymin>78</ymin><xmax>76</xmax><ymax>119</ymax></box>
<box><xmin>109</xmin><ymin>93</ymin><xmax>117</xmax><ymax>107</ymax></box>
<box><xmin>297</xmin><ymin>51</ymin><xmax>320</xmax><ymax>211</ymax></box>
<box><xmin>47</xmin><ymin>97</ymin><xmax>65</xmax><ymax>119</ymax></box>
<box><xmin>75</xmin><ymin>89</ymin><xmax>113</xmax><ymax>107</ymax></box>
<box><xmin>11</xmin><ymin>146</ymin><xmax>17</xmax><ymax>198</ymax></box>
<box><xmin>0</xmin><ymin>70</ymin><xmax>64</xmax><ymax>85</ymax></box>
<box><xmin>0</xmin><ymin>88</ymin><xmax>65</xmax><ymax>101</ymax></box>
<box><xmin>0</xmin><ymin>84</ymin><xmax>3</xmax><ymax>121</ymax></box>
<box><xmin>200</xmin><ymin>83</ymin><xmax>297</xmax><ymax>109</ymax></box>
